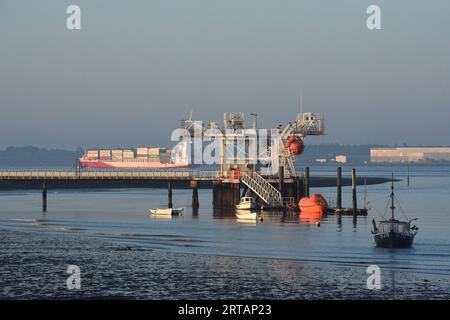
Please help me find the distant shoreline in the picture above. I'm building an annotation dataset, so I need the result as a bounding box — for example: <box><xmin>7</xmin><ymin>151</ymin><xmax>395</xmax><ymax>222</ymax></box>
<box><xmin>1</xmin><ymin>145</ymin><xmax>450</xmax><ymax>167</ymax></box>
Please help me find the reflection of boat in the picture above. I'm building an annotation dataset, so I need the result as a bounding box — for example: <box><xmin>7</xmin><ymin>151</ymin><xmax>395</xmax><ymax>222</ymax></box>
<box><xmin>236</xmin><ymin>197</ymin><xmax>258</xmax><ymax>210</ymax></box>
<box><xmin>368</xmin><ymin>174</ymin><xmax>418</xmax><ymax>248</ymax></box>
<box><xmin>235</xmin><ymin>210</ymin><xmax>257</xmax><ymax>220</ymax></box>
<box><xmin>149</xmin><ymin>208</ymin><xmax>184</xmax><ymax>216</ymax></box>
<box><xmin>299</xmin><ymin>210</ymin><xmax>323</xmax><ymax>224</ymax></box>
<box><xmin>259</xmin><ymin>211</ymin><xmax>285</xmax><ymax>223</ymax></box>
<box><xmin>299</xmin><ymin>194</ymin><xmax>328</xmax><ymax>215</ymax></box>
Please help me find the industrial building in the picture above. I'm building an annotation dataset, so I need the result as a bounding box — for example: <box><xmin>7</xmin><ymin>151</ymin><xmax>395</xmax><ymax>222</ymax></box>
<box><xmin>335</xmin><ymin>155</ymin><xmax>347</xmax><ymax>164</ymax></box>
<box><xmin>370</xmin><ymin>147</ymin><xmax>450</xmax><ymax>163</ymax></box>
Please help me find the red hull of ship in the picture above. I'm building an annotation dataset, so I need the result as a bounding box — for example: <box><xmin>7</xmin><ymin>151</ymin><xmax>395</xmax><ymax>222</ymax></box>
<box><xmin>79</xmin><ymin>161</ymin><xmax>189</xmax><ymax>169</ymax></box>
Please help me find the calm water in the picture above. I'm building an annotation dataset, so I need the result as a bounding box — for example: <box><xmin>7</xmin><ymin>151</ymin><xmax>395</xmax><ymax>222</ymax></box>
<box><xmin>1</xmin><ymin>165</ymin><xmax>449</xmax><ymax>299</ymax></box>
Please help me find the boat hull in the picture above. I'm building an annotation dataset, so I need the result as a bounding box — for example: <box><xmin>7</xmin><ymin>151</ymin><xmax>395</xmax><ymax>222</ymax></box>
<box><xmin>374</xmin><ymin>232</ymin><xmax>415</xmax><ymax>248</ymax></box>
<box><xmin>149</xmin><ymin>208</ymin><xmax>183</xmax><ymax>216</ymax></box>
<box><xmin>299</xmin><ymin>194</ymin><xmax>328</xmax><ymax>215</ymax></box>
<box><xmin>149</xmin><ymin>208</ymin><xmax>172</xmax><ymax>215</ymax></box>
<box><xmin>235</xmin><ymin>202</ymin><xmax>258</xmax><ymax>210</ymax></box>
<box><xmin>235</xmin><ymin>211</ymin><xmax>257</xmax><ymax>220</ymax></box>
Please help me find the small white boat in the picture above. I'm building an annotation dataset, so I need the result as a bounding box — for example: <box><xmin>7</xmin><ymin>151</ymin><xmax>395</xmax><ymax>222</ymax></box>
<box><xmin>235</xmin><ymin>210</ymin><xmax>257</xmax><ymax>220</ymax></box>
<box><xmin>149</xmin><ymin>207</ymin><xmax>184</xmax><ymax>216</ymax></box>
<box><xmin>235</xmin><ymin>197</ymin><xmax>258</xmax><ymax>210</ymax></box>
<box><xmin>172</xmin><ymin>208</ymin><xmax>184</xmax><ymax>215</ymax></box>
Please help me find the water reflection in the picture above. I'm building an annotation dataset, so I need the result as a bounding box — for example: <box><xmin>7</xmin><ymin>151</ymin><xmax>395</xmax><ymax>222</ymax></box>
<box><xmin>299</xmin><ymin>211</ymin><xmax>323</xmax><ymax>225</ymax></box>
<box><xmin>235</xmin><ymin>209</ymin><xmax>258</xmax><ymax>223</ymax></box>
<box><xmin>213</xmin><ymin>208</ymin><xmax>236</xmax><ymax>219</ymax></box>
<box><xmin>260</xmin><ymin>210</ymin><xmax>299</xmax><ymax>224</ymax></box>
<box><xmin>149</xmin><ymin>215</ymin><xmax>173</xmax><ymax>220</ymax></box>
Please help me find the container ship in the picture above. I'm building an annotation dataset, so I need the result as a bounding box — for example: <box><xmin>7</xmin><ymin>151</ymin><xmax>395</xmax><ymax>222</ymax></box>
<box><xmin>79</xmin><ymin>143</ymin><xmax>189</xmax><ymax>169</ymax></box>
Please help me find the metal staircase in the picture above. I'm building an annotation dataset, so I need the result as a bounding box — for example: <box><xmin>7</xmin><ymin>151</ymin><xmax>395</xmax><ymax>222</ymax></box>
<box><xmin>281</xmin><ymin>142</ymin><xmax>298</xmax><ymax>177</ymax></box>
<box><xmin>240</xmin><ymin>171</ymin><xmax>283</xmax><ymax>207</ymax></box>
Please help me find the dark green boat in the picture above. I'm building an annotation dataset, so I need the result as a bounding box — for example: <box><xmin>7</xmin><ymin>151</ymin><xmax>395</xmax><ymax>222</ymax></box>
<box><xmin>369</xmin><ymin>174</ymin><xmax>418</xmax><ymax>248</ymax></box>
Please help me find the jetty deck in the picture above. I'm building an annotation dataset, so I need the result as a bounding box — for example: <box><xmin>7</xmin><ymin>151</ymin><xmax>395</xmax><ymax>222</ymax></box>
<box><xmin>0</xmin><ymin>167</ymin><xmax>392</xmax><ymax>215</ymax></box>
<box><xmin>0</xmin><ymin>169</ymin><xmax>390</xmax><ymax>190</ymax></box>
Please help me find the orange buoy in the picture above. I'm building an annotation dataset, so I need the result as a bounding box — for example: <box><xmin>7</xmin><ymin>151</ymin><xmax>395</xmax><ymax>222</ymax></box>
<box><xmin>285</xmin><ymin>135</ymin><xmax>304</xmax><ymax>155</ymax></box>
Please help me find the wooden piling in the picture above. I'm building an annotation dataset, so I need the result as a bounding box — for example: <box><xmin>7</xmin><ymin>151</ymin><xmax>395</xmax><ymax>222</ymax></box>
<box><xmin>337</xmin><ymin>213</ymin><xmax>342</xmax><ymax>226</ymax></box>
<box><xmin>352</xmin><ymin>168</ymin><xmax>357</xmax><ymax>225</ymax></box>
<box><xmin>168</xmin><ymin>181</ymin><xmax>173</xmax><ymax>209</ymax></box>
<box><xmin>75</xmin><ymin>159</ymin><xmax>81</xmax><ymax>177</ymax></box>
<box><xmin>336</xmin><ymin>167</ymin><xmax>342</xmax><ymax>209</ymax></box>
<box><xmin>42</xmin><ymin>181</ymin><xmax>47</xmax><ymax>212</ymax></box>
<box><xmin>295</xmin><ymin>177</ymin><xmax>301</xmax><ymax>202</ymax></box>
<box><xmin>407</xmin><ymin>166</ymin><xmax>410</xmax><ymax>187</ymax></box>
<box><xmin>212</xmin><ymin>180</ymin><xmax>220</xmax><ymax>207</ymax></box>
<box><xmin>191</xmin><ymin>180</ymin><xmax>199</xmax><ymax>210</ymax></box>
<box><xmin>232</xmin><ymin>182</ymin><xmax>240</xmax><ymax>207</ymax></box>
<box><xmin>304</xmin><ymin>167</ymin><xmax>310</xmax><ymax>198</ymax></box>
<box><xmin>279</xmin><ymin>166</ymin><xmax>285</xmax><ymax>197</ymax></box>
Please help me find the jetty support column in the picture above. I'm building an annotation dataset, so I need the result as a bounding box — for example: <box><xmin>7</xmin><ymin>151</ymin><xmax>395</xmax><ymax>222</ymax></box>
<box><xmin>295</xmin><ymin>177</ymin><xmax>301</xmax><ymax>202</ymax></box>
<box><xmin>191</xmin><ymin>180</ymin><xmax>199</xmax><ymax>211</ymax></box>
<box><xmin>168</xmin><ymin>181</ymin><xmax>173</xmax><ymax>209</ymax></box>
<box><xmin>232</xmin><ymin>182</ymin><xmax>240</xmax><ymax>208</ymax></box>
<box><xmin>279</xmin><ymin>166</ymin><xmax>285</xmax><ymax>197</ymax></box>
<box><xmin>212</xmin><ymin>181</ymin><xmax>240</xmax><ymax>210</ymax></box>
<box><xmin>336</xmin><ymin>167</ymin><xmax>342</xmax><ymax>209</ymax></box>
<box><xmin>42</xmin><ymin>181</ymin><xmax>47</xmax><ymax>212</ymax></box>
<box><xmin>352</xmin><ymin>168</ymin><xmax>357</xmax><ymax>225</ymax></box>
<box><xmin>304</xmin><ymin>167</ymin><xmax>310</xmax><ymax>198</ymax></box>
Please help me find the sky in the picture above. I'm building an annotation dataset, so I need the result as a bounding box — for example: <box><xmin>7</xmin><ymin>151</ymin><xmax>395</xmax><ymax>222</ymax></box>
<box><xmin>0</xmin><ymin>0</ymin><xmax>449</xmax><ymax>149</ymax></box>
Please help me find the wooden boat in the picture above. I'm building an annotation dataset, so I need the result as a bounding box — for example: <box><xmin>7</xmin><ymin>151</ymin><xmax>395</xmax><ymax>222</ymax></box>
<box><xmin>299</xmin><ymin>194</ymin><xmax>328</xmax><ymax>215</ymax></box>
<box><xmin>149</xmin><ymin>207</ymin><xmax>184</xmax><ymax>216</ymax></box>
<box><xmin>368</xmin><ymin>175</ymin><xmax>418</xmax><ymax>248</ymax></box>
<box><xmin>235</xmin><ymin>210</ymin><xmax>257</xmax><ymax>220</ymax></box>
<box><xmin>235</xmin><ymin>197</ymin><xmax>258</xmax><ymax>210</ymax></box>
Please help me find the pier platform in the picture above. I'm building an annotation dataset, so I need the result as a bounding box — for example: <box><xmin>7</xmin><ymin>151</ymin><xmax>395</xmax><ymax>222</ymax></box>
<box><xmin>0</xmin><ymin>169</ymin><xmax>391</xmax><ymax>190</ymax></box>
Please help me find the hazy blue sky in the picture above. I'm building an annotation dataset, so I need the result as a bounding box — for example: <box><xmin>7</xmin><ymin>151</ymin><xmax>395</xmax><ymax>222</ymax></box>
<box><xmin>1</xmin><ymin>0</ymin><xmax>449</xmax><ymax>149</ymax></box>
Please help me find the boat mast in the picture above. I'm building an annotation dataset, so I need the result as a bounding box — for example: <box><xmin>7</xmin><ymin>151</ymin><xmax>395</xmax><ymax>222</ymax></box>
<box><xmin>390</xmin><ymin>173</ymin><xmax>395</xmax><ymax>220</ymax></box>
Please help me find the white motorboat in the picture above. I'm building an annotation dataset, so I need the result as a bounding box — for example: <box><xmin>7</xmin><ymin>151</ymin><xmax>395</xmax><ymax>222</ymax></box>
<box><xmin>235</xmin><ymin>197</ymin><xmax>258</xmax><ymax>210</ymax></box>
<box><xmin>149</xmin><ymin>207</ymin><xmax>184</xmax><ymax>216</ymax></box>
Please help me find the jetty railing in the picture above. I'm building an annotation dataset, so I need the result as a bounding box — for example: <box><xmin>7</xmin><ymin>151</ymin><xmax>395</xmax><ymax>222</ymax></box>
<box><xmin>0</xmin><ymin>170</ymin><xmax>223</xmax><ymax>180</ymax></box>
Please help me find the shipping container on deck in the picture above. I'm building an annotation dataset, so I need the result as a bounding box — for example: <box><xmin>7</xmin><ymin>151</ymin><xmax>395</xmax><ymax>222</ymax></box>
<box><xmin>111</xmin><ymin>150</ymin><xmax>123</xmax><ymax>160</ymax></box>
<box><xmin>123</xmin><ymin>150</ymin><xmax>134</xmax><ymax>158</ymax></box>
<box><xmin>136</xmin><ymin>147</ymin><xmax>148</xmax><ymax>156</ymax></box>
<box><xmin>99</xmin><ymin>150</ymin><xmax>111</xmax><ymax>160</ymax></box>
<box><xmin>86</xmin><ymin>150</ymin><xmax>99</xmax><ymax>159</ymax></box>
<box><xmin>149</xmin><ymin>148</ymin><xmax>160</xmax><ymax>155</ymax></box>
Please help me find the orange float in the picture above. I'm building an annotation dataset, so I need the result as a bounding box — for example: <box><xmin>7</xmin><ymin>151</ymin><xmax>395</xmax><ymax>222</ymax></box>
<box><xmin>285</xmin><ymin>135</ymin><xmax>304</xmax><ymax>155</ymax></box>
<box><xmin>299</xmin><ymin>194</ymin><xmax>328</xmax><ymax>215</ymax></box>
